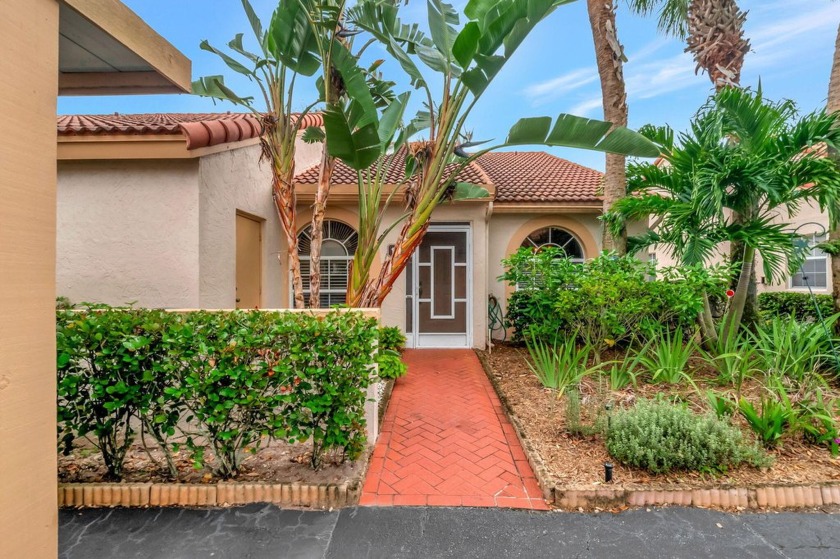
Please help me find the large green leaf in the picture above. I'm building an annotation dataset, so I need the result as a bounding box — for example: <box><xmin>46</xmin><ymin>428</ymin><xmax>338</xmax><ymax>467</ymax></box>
<box><xmin>330</xmin><ymin>41</ymin><xmax>378</xmax><ymax>129</ymax></box>
<box><xmin>452</xmin><ymin>22</ymin><xmax>481</xmax><ymax>68</ymax></box>
<box><xmin>199</xmin><ymin>40</ymin><xmax>254</xmax><ymax>77</ymax></box>
<box><xmin>428</xmin><ymin>0</ymin><xmax>460</xmax><ymax>60</ymax></box>
<box><xmin>461</xmin><ymin>54</ymin><xmax>505</xmax><ymax>96</ymax></box>
<box><xmin>241</xmin><ymin>0</ymin><xmax>264</xmax><ymax>43</ymax></box>
<box><xmin>228</xmin><ymin>34</ymin><xmax>260</xmax><ymax>63</ymax></box>
<box><xmin>378</xmin><ymin>92</ymin><xmax>411</xmax><ymax>148</ymax></box>
<box><xmin>505</xmin><ymin>114</ymin><xmax>661</xmax><ymax>157</ymax></box>
<box><xmin>324</xmin><ymin>104</ymin><xmax>382</xmax><ymax>170</ymax></box>
<box><xmin>267</xmin><ymin>0</ymin><xmax>320</xmax><ymax>77</ymax></box>
<box><xmin>349</xmin><ymin>0</ymin><xmax>431</xmax><ymax>89</ymax></box>
<box><xmin>191</xmin><ymin>75</ymin><xmax>254</xmax><ymax>107</ymax></box>
<box><xmin>452</xmin><ymin>182</ymin><xmax>490</xmax><ymax>200</ymax></box>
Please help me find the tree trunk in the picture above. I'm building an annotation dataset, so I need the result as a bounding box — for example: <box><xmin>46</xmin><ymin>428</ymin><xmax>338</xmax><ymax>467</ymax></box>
<box><xmin>272</xmin><ymin>171</ymin><xmax>306</xmax><ymax>310</ymax></box>
<box><xmin>587</xmin><ymin>0</ymin><xmax>628</xmax><ymax>255</ymax></box>
<box><xmin>723</xmin><ymin>244</ymin><xmax>755</xmax><ymax>341</ymax></box>
<box><xmin>307</xmin><ymin>151</ymin><xmax>335</xmax><ymax>308</ymax></box>
<box><xmin>827</xmin><ymin>24</ymin><xmax>840</xmax><ymax>321</ymax></box>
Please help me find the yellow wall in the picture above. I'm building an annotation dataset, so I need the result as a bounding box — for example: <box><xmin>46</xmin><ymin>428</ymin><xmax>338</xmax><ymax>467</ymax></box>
<box><xmin>0</xmin><ymin>0</ymin><xmax>59</xmax><ymax>557</ymax></box>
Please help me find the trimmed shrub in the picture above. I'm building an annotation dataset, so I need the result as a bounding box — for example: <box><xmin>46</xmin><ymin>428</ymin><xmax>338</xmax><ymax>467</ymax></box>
<box><xmin>759</xmin><ymin>292</ymin><xmax>833</xmax><ymax>322</ymax></box>
<box><xmin>56</xmin><ymin>307</ymin><xmax>173</xmax><ymax>480</ymax></box>
<box><xmin>376</xmin><ymin>326</ymin><xmax>407</xmax><ymax>380</ymax></box>
<box><xmin>607</xmin><ymin>399</ymin><xmax>770</xmax><ymax>474</ymax></box>
<box><xmin>57</xmin><ymin>307</ymin><xmax>379</xmax><ymax>478</ymax></box>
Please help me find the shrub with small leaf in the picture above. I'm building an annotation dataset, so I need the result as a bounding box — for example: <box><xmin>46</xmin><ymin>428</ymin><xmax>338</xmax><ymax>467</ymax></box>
<box><xmin>377</xmin><ymin>326</ymin><xmax>407</xmax><ymax>380</ymax></box>
<box><xmin>607</xmin><ymin>399</ymin><xmax>770</xmax><ymax>474</ymax></box>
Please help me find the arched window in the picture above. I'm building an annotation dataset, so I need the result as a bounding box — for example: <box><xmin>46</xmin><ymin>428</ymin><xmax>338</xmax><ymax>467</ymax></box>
<box><xmin>520</xmin><ymin>226</ymin><xmax>584</xmax><ymax>262</ymax></box>
<box><xmin>297</xmin><ymin>220</ymin><xmax>358</xmax><ymax>307</ymax></box>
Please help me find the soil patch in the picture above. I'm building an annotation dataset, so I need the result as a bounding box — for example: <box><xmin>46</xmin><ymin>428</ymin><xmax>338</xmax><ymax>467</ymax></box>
<box><xmin>58</xmin><ymin>437</ymin><xmax>366</xmax><ymax>486</ymax></box>
<box><xmin>479</xmin><ymin>343</ymin><xmax>840</xmax><ymax>491</ymax></box>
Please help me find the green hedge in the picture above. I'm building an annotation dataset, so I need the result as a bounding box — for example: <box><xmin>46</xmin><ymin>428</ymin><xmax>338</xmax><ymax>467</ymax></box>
<box><xmin>57</xmin><ymin>307</ymin><xmax>378</xmax><ymax>479</ymax></box>
<box><xmin>376</xmin><ymin>326</ymin><xmax>407</xmax><ymax>380</ymax></box>
<box><xmin>758</xmin><ymin>292</ymin><xmax>834</xmax><ymax>322</ymax></box>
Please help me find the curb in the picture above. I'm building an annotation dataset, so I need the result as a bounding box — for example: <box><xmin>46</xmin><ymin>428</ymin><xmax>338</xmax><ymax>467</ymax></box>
<box><xmin>554</xmin><ymin>484</ymin><xmax>840</xmax><ymax>511</ymax></box>
<box><xmin>475</xmin><ymin>349</ymin><xmax>840</xmax><ymax>512</ymax></box>
<box><xmin>58</xmin><ymin>480</ymin><xmax>361</xmax><ymax>509</ymax></box>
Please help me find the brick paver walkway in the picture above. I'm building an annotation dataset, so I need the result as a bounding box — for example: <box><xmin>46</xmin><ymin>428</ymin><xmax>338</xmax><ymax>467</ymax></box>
<box><xmin>360</xmin><ymin>349</ymin><xmax>548</xmax><ymax>509</ymax></box>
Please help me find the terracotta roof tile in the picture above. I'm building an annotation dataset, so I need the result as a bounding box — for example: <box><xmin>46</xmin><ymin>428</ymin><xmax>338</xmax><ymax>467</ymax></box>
<box><xmin>295</xmin><ymin>150</ymin><xmax>602</xmax><ymax>203</ymax></box>
<box><xmin>56</xmin><ymin>112</ymin><xmax>323</xmax><ymax>150</ymax></box>
<box><xmin>477</xmin><ymin>151</ymin><xmax>603</xmax><ymax>203</ymax></box>
<box><xmin>294</xmin><ymin>148</ymin><xmax>492</xmax><ymax>186</ymax></box>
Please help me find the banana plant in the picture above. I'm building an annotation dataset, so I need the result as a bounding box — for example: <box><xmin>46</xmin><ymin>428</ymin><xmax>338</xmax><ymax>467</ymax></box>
<box><xmin>334</xmin><ymin>0</ymin><xmax>660</xmax><ymax>307</ymax></box>
<box><xmin>193</xmin><ymin>0</ymin><xmax>322</xmax><ymax>309</ymax></box>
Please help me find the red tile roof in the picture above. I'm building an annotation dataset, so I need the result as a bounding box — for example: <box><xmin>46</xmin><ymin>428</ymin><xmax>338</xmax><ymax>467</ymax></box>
<box><xmin>56</xmin><ymin>112</ymin><xmax>323</xmax><ymax>150</ymax></box>
<box><xmin>477</xmin><ymin>151</ymin><xmax>603</xmax><ymax>203</ymax></box>
<box><xmin>295</xmin><ymin>150</ymin><xmax>602</xmax><ymax>203</ymax></box>
<box><xmin>294</xmin><ymin>147</ymin><xmax>493</xmax><ymax>187</ymax></box>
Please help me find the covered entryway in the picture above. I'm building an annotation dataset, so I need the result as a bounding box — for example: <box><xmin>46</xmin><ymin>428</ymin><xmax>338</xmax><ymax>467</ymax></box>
<box><xmin>235</xmin><ymin>212</ymin><xmax>262</xmax><ymax>309</ymax></box>
<box><xmin>406</xmin><ymin>224</ymin><xmax>471</xmax><ymax>348</ymax></box>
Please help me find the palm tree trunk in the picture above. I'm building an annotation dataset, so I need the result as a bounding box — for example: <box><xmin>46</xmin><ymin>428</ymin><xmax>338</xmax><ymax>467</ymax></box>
<box><xmin>686</xmin><ymin>0</ymin><xmax>749</xmax><ymax>89</ymax></box>
<box><xmin>723</xmin><ymin>244</ymin><xmax>755</xmax><ymax>341</ymax></box>
<box><xmin>587</xmin><ymin>0</ymin><xmax>628</xmax><ymax>255</ymax></box>
<box><xmin>272</xmin><ymin>172</ymin><xmax>306</xmax><ymax>309</ymax></box>
<box><xmin>307</xmin><ymin>151</ymin><xmax>335</xmax><ymax>308</ymax></box>
<box><xmin>827</xmin><ymin>24</ymin><xmax>840</xmax><ymax>322</ymax></box>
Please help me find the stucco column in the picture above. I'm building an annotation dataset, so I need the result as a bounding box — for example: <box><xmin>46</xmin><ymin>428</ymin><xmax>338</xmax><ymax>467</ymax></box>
<box><xmin>0</xmin><ymin>0</ymin><xmax>59</xmax><ymax>556</ymax></box>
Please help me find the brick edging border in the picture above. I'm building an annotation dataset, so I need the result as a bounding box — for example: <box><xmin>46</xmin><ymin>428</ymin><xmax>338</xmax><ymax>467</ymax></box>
<box><xmin>475</xmin><ymin>349</ymin><xmax>840</xmax><ymax>511</ymax></box>
<box><xmin>58</xmin><ymin>480</ymin><xmax>361</xmax><ymax>509</ymax></box>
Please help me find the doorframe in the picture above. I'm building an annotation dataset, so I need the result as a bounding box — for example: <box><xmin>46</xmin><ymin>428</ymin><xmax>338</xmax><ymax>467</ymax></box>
<box><xmin>407</xmin><ymin>223</ymin><xmax>473</xmax><ymax>348</ymax></box>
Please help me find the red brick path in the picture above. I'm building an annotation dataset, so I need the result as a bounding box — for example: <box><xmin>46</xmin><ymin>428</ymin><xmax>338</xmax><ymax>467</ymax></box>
<box><xmin>360</xmin><ymin>349</ymin><xmax>548</xmax><ymax>509</ymax></box>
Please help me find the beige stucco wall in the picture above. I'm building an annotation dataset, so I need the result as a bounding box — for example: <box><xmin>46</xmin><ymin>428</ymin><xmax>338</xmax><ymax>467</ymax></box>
<box><xmin>198</xmin><ymin>139</ymin><xmax>321</xmax><ymax>308</ymax></box>
<box><xmin>57</xmin><ymin>160</ymin><xmax>202</xmax><ymax>308</ymax></box>
<box><xmin>487</xmin><ymin>211</ymin><xmax>604</xmax><ymax>331</ymax></box>
<box><xmin>755</xmin><ymin>200</ymin><xmax>832</xmax><ymax>295</ymax></box>
<box><xmin>0</xmin><ymin>1</ymin><xmax>58</xmax><ymax>556</ymax></box>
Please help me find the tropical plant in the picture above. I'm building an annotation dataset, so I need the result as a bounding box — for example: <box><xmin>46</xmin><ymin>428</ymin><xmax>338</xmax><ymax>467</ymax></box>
<box><xmin>750</xmin><ymin>315</ymin><xmax>835</xmax><ymax>382</ymax></box>
<box><xmin>193</xmin><ymin>0</ymin><xmax>389</xmax><ymax>308</ymax></box>
<box><xmin>636</xmin><ymin>327</ymin><xmax>696</xmax><ymax>384</ymax></box>
<box><xmin>607</xmin><ymin>398</ymin><xmax>770</xmax><ymax>474</ymax></box>
<box><xmin>331</xmin><ymin>0</ymin><xmax>660</xmax><ymax>307</ymax></box>
<box><xmin>601</xmin><ymin>359</ymin><xmax>639</xmax><ymax>391</ymax></box>
<box><xmin>525</xmin><ymin>334</ymin><xmax>594</xmax><ymax>396</ymax></box>
<box><xmin>699</xmin><ymin>320</ymin><xmax>757</xmax><ymax>396</ymax></box>
<box><xmin>628</xmin><ymin>0</ymin><xmax>749</xmax><ymax>90</ymax></box>
<box><xmin>737</xmin><ymin>396</ymin><xmax>792</xmax><ymax>449</ymax></box>
<box><xmin>608</xmin><ymin>87</ymin><xmax>840</xmax><ymax>341</ymax></box>
<box><xmin>706</xmin><ymin>390</ymin><xmax>735</xmax><ymax>419</ymax></box>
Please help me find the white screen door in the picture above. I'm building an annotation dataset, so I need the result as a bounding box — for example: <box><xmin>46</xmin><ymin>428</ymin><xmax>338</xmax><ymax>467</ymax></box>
<box><xmin>405</xmin><ymin>224</ymin><xmax>471</xmax><ymax>348</ymax></box>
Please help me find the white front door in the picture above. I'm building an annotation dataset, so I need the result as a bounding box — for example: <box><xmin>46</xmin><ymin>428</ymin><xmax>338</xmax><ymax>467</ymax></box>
<box><xmin>406</xmin><ymin>224</ymin><xmax>471</xmax><ymax>348</ymax></box>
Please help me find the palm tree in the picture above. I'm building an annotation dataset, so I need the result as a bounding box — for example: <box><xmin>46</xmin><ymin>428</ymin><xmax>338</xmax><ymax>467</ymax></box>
<box><xmin>586</xmin><ymin>0</ymin><xmax>629</xmax><ymax>254</ymax></box>
<box><xmin>608</xmin><ymin>88</ymin><xmax>840</xmax><ymax>340</ymax></box>
<box><xmin>628</xmin><ymin>0</ymin><xmax>749</xmax><ymax>90</ymax></box>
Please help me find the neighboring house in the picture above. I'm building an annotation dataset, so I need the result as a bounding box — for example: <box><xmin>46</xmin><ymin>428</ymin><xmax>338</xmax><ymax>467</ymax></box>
<box><xmin>56</xmin><ymin>113</ymin><xmax>322</xmax><ymax>309</ymax></box>
<box><xmin>56</xmin><ymin>113</ymin><xmax>606</xmax><ymax>349</ymax></box>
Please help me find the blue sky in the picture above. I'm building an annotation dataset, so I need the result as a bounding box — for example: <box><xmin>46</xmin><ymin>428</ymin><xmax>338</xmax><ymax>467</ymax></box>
<box><xmin>59</xmin><ymin>0</ymin><xmax>840</xmax><ymax>171</ymax></box>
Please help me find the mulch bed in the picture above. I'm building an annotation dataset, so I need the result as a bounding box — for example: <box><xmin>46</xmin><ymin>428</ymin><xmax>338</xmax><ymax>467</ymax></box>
<box><xmin>58</xmin><ymin>437</ymin><xmax>366</xmax><ymax>486</ymax></box>
<box><xmin>479</xmin><ymin>343</ymin><xmax>840</xmax><ymax>491</ymax></box>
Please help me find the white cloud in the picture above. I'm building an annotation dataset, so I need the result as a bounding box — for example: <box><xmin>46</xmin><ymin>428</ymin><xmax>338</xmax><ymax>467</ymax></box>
<box><xmin>522</xmin><ymin>68</ymin><xmax>600</xmax><ymax>106</ymax></box>
<box><xmin>569</xmin><ymin>97</ymin><xmax>604</xmax><ymax>117</ymax></box>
